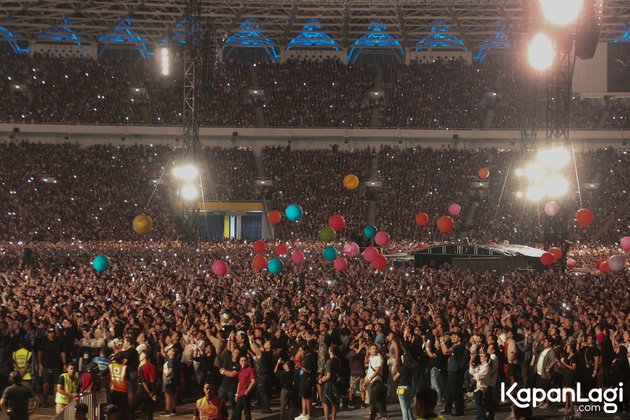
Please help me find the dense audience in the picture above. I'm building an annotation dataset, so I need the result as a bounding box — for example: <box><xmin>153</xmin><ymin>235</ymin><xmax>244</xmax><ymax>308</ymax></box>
<box><xmin>2</xmin><ymin>52</ymin><xmax>626</xmax><ymax>129</ymax></box>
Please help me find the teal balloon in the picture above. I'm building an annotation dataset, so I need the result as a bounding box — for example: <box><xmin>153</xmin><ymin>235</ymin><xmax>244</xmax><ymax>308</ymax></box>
<box><xmin>285</xmin><ymin>204</ymin><xmax>304</xmax><ymax>222</ymax></box>
<box><xmin>93</xmin><ymin>255</ymin><xmax>110</xmax><ymax>273</ymax></box>
<box><xmin>323</xmin><ymin>246</ymin><xmax>338</xmax><ymax>261</ymax></box>
<box><xmin>319</xmin><ymin>226</ymin><xmax>336</xmax><ymax>242</ymax></box>
<box><xmin>267</xmin><ymin>258</ymin><xmax>284</xmax><ymax>274</ymax></box>
<box><xmin>364</xmin><ymin>225</ymin><xmax>377</xmax><ymax>238</ymax></box>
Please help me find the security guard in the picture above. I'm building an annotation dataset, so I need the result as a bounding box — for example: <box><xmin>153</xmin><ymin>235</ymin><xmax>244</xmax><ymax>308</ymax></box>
<box><xmin>108</xmin><ymin>353</ymin><xmax>129</xmax><ymax>415</ymax></box>
<box><xmin>194</xmin><ymin>382</ymin><xmax>228</xmax><ymax>420</ymax></box>
<box><xmin>12</xmin><ymin>340</ymin><xmax>33</xmax><ymax>388</ymax></box>
<box><xmin>55</xmin><ymin>363</ymin><xmax>80</xmax><ymax>414</ymax></box>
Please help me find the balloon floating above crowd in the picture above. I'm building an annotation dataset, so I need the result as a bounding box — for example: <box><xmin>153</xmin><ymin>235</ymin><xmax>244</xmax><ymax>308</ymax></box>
<box><xmin>544</xmin><ymin>201</ymin><xmax>560</xmax><ymax>217</ymax></box>
<box><xmin>252</xmin><ymin>255</ymin><xmax>267</xmax><ymax>271</ymax></box>
<box><xmin>374</xmin><ymin>231</ymin><xmax>390</xmax><ymax>247</ymax></box>
<box><xmin>372</xmin><ymin>254</ymin><xmax>388</xmax><ymax>270</ymax></box>
<box><xmin>276</xmin><ymin>243</ymin><xmax>289</xmax><ymax>256</ymax></box>
<box><xmin>343</xmin><ymin>174</ymin><xmax>359</xmax><ymax>190</ymax></box>
<box><xmin>437</xmin><ymin>216</ymin><xmax>454</xmax><ymax>233</ymax></box>
<box><xmin>333</xmin><ymin>257</ymin><xmax>348</xmax><ymax>271</ymax></box>
<box><xmin>291</xmin><ymin>251</ymin><xmax>305</xmax><ymax>265</ymax></box>
<box><xmin>212</xmin><ymin>260</ymin><xmax>229</xmax><ymax>277</ymax></box>
<box><xmin>267</xmin><ymin>258</ymin><xmax>284</xmax><ymax>274</ymax></box>
<box><xmin>253</xmin><ymin>240</ymin><xmax>266</xmax><ymax>253</ymax></box>
<box><xmin>607</xmin><ymin>255</ymin><xmax>625</xmax><ymax>272</ymax></box>
<box><xmin>576</xmin><ymin>208</ymin><xmax>594</xmax><ymax>227</ymax></box>
<box><xmin>328</xmin><ymin>214</ymin><xmax>346</xmax><ymax>231</ymax></box>
<box><xmin>363</xmin><ymin>225</ymin><xmax>377</xmax><ymax>238</ymax></box>
<box><xmin>363</xmin><ymin>246</ymin><xmax>378</xmax><ymax>262</ymax></box>
<box><xmin>319</xmin><ymin>226</ymin><xmax>336</xmax><ymax>243</ymax></box>
<box><xmin>93</xmin><ymin>255</ymin><xmax>110</xmax><ymax>273</ymax></box>
<box><xmin>132</xmin><ymin>214</ymin><xmax>153</xmax><ymax>234</ymax></box>
<box><xmin>323</xmin><ymin>246</ymin><xmax>338</xmax><ymax>261</ymax></box>
<box><xmin>478</xmin><ymin>167</ymin><xmax>490</xmax><ymax>179</ymax></box>
<box><xmin>267</xmin><ymin>210</ymin><xmax>282</xmax><ymax>225</ymax></box>
<box><xmin>415</xmin><ymin>212</ymin><xmax>429</xmax><ymax>227</ymax></box>
<box><xmin>548</xmin><ymin>247</ymin><xmax>562</xmax><ymax>261</ymax></box>
<box><xmin>343</xmin><ymin>242</ymin><xmax>360</xmax><ymax>258</ymax></box>
<box><xmin>285</xmin><ymin>204</ymin><xmax>303</xmax><ymax>222</ymax></box>
<box><xmin>621</xmin><ymin>236</ymin><xmax>630</xmax><ymax>251</ymax></box>
<box><xmin>540</xmin><ymin>252</ymin><xmax>555</xmax><ymax>266</ymax></box>
<box><xmin>448</xmin><ymin>203</ymin><xmax>461</xmax><ymax>217</ymax></box>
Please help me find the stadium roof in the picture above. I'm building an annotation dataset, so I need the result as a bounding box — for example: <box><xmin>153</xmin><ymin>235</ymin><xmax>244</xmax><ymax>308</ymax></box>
<box><xmin>0</xmin><ymin>0</ymin><xmax>628</xmax><ymax>50</ymax></box>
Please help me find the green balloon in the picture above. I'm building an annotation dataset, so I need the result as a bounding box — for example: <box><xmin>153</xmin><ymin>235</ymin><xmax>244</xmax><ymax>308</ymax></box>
<box><xmin>323</xmin><ymin>246</ymin><xmax>338</xmax><ymax>261</ymax></box>
<box><xmin>319</xmin><ymin>226</ymin><xmax>336</xmax><ymax>243</ymax></box>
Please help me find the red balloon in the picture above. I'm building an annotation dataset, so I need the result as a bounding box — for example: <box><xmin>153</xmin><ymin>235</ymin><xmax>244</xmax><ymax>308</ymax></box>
<box><xmin>291</xmin><ymin>251</ymin><xmax>305</xmax><ymax>265</ymax></box>
<box><xmin>363</xmin><ymin>246</ymin><xmax>379</xmax><ymax>262</ymax></box>
<box><xmin>576</xmin><ymin>208</ymin><xmax>594</xmax><ymax>227</ymax></box>
<box><xmin>599</xmin><ymin>260</ymin><xmax>611</xmax><ymax>273</ymax></box>
<box><xmin>415</xmin><ymin>212</ymin><xmax>429</xmax><ymax>226</ymax></box>
<box><xmin>548</xmin><ymin>247</ymin><xmax>562</xmax><ymax>261</ymax></box>
<box><xmin>437</xmin><ymin>216</ymin><xmax>454</xmax><ymax>233</ymax></box>
<box><xmin>374</xmin><ymin>231</ymin><xmax>390</xmax><ymax>247</ymax></box>
<box><xmin>566</xmin><ymin>258</ymin><xmax>576</xmax><ymax>269</ymax></box>
<box><xmin>595</xmin><ymin>258</ymin><xmax>606</xmax><ymax>269</ymax></box>
<box><xmin>372</xmin><ymin>254</ymin><xmax>388</xmax><ymax>270</ymax></box>
<box><xmin>267</xmin><ymin>210</ymin><xmax>282</xmax><ymax>225</ymax></box>
<box><xmin>333</xmin><ymin>257</ymin><xmax>348</xmax><ymax>271</ymax></box>
<box><xmin>540</xmin><ymin>252</ymin><xmax>555</xmax><ymax>266</ymax></box>
<box><xmin>252</xmin><ymin>255</ymin><xmax>267</xmax><ymax>271</ymax></box>
<box><xmin>212</xmin><ymin>260</ymin><xmax>229</xmax><ymax>276</ymax></box>
<box><xmin>328</xmin><ymin>214</ymin><xmax>346</xmax><ymax>231</ymax></box>
<box><xmin>478</xmin><ymin>167</ymin><xmax>490</xmax><ymax>179</ymax></box>
<box><xmin>276</xmin><ymin>243</ymin><xmax>288</xmax><ymax>256</ymax></box>
<box><xmin>253</xmin><ymin>240</ymin><xmax>266</xmax><ymax>253</ymax></box>
<box><xmin>418</xmin><ymin>243</ymin><xmax>429</xmax><ymax>249</ymax></box>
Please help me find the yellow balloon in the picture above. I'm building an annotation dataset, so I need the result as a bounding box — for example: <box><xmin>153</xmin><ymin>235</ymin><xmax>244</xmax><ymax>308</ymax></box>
<box><xmin>343</xmin><ymin>174</ymin><xmax>359</xmax><ymax>190</ymax></box>
<box><xmin>132</xmin><ymin>214</ymin><xmax>153</xmax><ymax>234</ymax></box>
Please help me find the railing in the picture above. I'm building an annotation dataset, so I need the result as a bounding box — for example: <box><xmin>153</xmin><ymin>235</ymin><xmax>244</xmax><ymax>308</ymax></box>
<box><xmin>51</xmin><ymin>391</ymin><xmax>102</xmax><ymax>420</ymax></box>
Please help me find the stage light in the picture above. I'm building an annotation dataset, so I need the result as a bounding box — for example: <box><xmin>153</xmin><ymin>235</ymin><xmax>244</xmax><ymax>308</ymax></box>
<box><xmin>525</xmin><ymin>163</ymin><xmax>545</xmax><ymax>181</ymax></box>
<box><xmin>527</xmin><ymin>185</ymin><xmax>544</xmax><ymax>201</ymax></box>
<box><xmin>516</xmin><ymin>191</ymin><xmax>524</xmax><ymax>199</ymax></box>
<box><xmin>544</xmin><ymin>175</ymin><xmax>569</xmax><ymax>197</ymax></box>
<box><xmin>173</xmin><ymin>164</ymin><xmax>198</xmax><ymax>181</ymax></box>
<box><xmin>515</xmin><ymin>167</ymin><xmax>524</xmax><ymax>177</ymax></box>
<box><xmin>160</xmin><ymin>47</ymin><xmax>170</xmax><ymax>76</ymax></box>
<box><xmin>180</xmin><ymin>185</ymin><xmax>199</xmax><ymax>201</ymax></box>
<box><xmin>528</xmin><ymin>33</ymin><xmax>554</xmax><ymax>71</ymax></box>
<box><xmin>538</xmin><ymin>147</ymin><xmax>571</xmax><ymax>168</ymax></box>
<box><xmin>539</xmin><ymin>0</ymin><xmax>583</xmax><ymax>26</ymax></box>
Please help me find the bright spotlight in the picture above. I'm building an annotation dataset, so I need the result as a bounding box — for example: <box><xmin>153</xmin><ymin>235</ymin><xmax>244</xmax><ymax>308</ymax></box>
<box><xmin>180</xmin><ymin>185</ymin><xmax>199</xmax><ymax>201</ymax></box>
<box><xmin>173</xmin><ymin>164</ymin><xmax>199</xmax><ymax>181</ymax></box>
<box><xmin>516</xmin><ymin>191</ymin><xmax>524</xmax><ymax>199</ymax></box>
<box><xmin>160</xmin><ymin>47</ymin><xmax>170</xmax><ymax>76</ymax></box>
<box><xmin>538</xmin><ymin>147</ymin><xmax>571</xmax><ymax>168</ymax></box>
<box><xmin>539</xmin><ymin>0</ymin><xmax>583</xmax><ymax>26</ymax></box>
<box><xmin>525</xmin><ymin>163</ymin><xmax>545</xmax><ymax>181</ymax></box>
<box><xmin>544</xmin><ymin>176</ymin><xmax>569</xmax><ymax>197</ymax></box>
<box><xmin>527</xmin><ymin>185</ymin><xmax>545</xmax><ymax>201</ymax></box>
<box><xmin>515</xmin><ymin>167</ymin><xmax>524</xmax><ymax>177</ymax></box>
<box><xmin>528</xmin><ymin>33</ymin><xmax>554</xmax><ymax>71</ymax></box>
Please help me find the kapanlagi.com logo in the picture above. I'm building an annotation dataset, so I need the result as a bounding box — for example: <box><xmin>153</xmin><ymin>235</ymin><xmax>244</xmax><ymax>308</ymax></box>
<box><xmin>501</xmin><ymin>382</ymin><xmax>625</xmax><ymax>414</ymax></box>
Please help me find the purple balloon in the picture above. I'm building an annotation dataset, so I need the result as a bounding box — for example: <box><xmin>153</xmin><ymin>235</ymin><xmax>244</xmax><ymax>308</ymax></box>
<box><xmin>621</xmin><ymin>236</ymin><xmax>630</xmax><ymax>251</ymax></box>
<box><xmin>608</xmin><ymin>255</ymin><xmax>625</xmax><ymax>272</ymax></box>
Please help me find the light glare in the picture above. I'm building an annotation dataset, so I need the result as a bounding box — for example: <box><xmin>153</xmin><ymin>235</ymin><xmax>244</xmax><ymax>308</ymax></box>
<box><xmin>539</xmin><ymin>0</ymin><xmax>583</xmax><ymax>26</ymax></box>
<box><xmin>173</xmin><ymin>164</ymin><xmax>199</xmax><ymax>181</ymax></box>
<box><xmin>528</xmin><ymin>33</ymin><xmax>554</xmax><ymax>71</ymax></box>
<box><xmin>538</xmin><ymin>147</ymin><xmax>571</xmax><ymax>168</ymax></box>
<box><xmin>527</xmin><ymin>186</ymin><xmax>544</xmax><ymax>201</ymax></box>
<box><xmin>515</xmin><ymin>167</ymin><xmax>524</xmax><ymax>177</ymax></box>
<box><xmin>525</xmin><ymin>163</ymin><xmax>545</xmax><ymax>181</ymax></box>
<box><xmin>160</xmin><ymin>47</ymin><xmax>170</xmax><ymax>76</ymax></box>
<box><xmin>180</xmin><ymin>185</ymin><xmax>199</xmax><ymax>201</ymax></box>
<box><xmin>544</xmin><ymin>176</ymin><xmax>569</xmax><ymax>197</ymax></box>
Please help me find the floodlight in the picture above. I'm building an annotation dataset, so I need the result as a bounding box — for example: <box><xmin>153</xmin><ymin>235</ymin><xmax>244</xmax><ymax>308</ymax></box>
<box><xmin>160</xmin><ymin>47</ymin><xmax>170</xmax><ymax>76</ymax></box>
<box><xmin>180</xmin><ymin>185</ymin><xmax>199</xmax><ymax>201</ymax></box>
<box><xmin>525</xmin><ymin>163</ymin><xmax>545</xmax><ymax>181</ymax></box>
<box><xmin>544</xmin><ymin>176</ymin><xmax>569</xmax><ymax>197</ymax></box>
<box><xmin>173</xmin><ymin>164</ymin><xmax>199</xmax><ymax>181</ymax></box>
<box><xmin>515</xmin><ymin>167</ymin><xmax>524</xmax><ymax>177</ymax></box>
<box><xmin>528</xmin><ymin>33</ymin><xmax>554</xmax><ymax>71</ymax></box>
<box><xmin>526</xmin><ymin>185</ymin><xmax>545</xmax><ymax>201</ymax></box>
<box><xmin>538</xmin><ymin>147</ymin><xmax>571</xmax><ymax>168</ymax></box>
<box><xmin>539</xmin><ymin>0</ymin><xmax>583</xmax><ymax>26</ymax></box>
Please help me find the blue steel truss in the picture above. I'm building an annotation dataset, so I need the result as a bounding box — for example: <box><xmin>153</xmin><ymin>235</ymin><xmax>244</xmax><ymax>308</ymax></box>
<box><xmin>416</xmin><ymin>20</ymin><xmax>467</xmax><ymax>51</ymax></box>
<box><xmin>347</xmin><ymin>21</ymin><xmax>403</xmax><ymax>64</ymax></box>
<box><xmin>287</xmin><ymin>19</ymin><xmax>339</xmax><ymax>50</ymax></box>
<box><xmin>222</xmin><ymin>18</ymin><xmax>279</xmax><ymax>61</ymax></box>
<box><xmin>36</xmin><ymin>18</ymin><xmax>82</xmax><ymax>44</ymax></box>
<box><xmin>99</xmin><ymin>17</ymin><xmax>152</xmax><ymax>58</ymax></box>
<box><xmin>474</xmin><ymin>22</ymin><xmax>510</xmax><ymax>62</ymax></box>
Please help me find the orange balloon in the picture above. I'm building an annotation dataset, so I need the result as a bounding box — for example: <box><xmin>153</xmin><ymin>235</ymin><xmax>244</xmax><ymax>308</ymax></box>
<box><xmin>252</xmin><ymin>255</ymin><xmax>267</xmax><ymax>271</ymax></box>
<box><xmin>478</xmin><ymin>167</ymin><xmax>490</xmax><ymax>179</ymax></box>
<box><xmin>343</xmin><ymin>174</ymin><xmax>359</xmax><ymax>190</ymax></box>
<box><xmin>267</xmin><ymin>210</ymin><xmax>282</xmax><ymax>225</ymax></box>
<box><xmin>276</xmin><ymin>243</ymin><xmax>289</xmax><ymax>256</ymax></box>
<box><xmin>437</xmin><ymin>215</ymin><xmax>454</xmax><ymax>233</ymax></box>
<box><xmin>549</xmin><ymin>247</ymin><xmax>562</xmax><ymax>261</ymax></box>
<box><xmin>599</xmin><ymin>260</ymin><xmax>611</xmax><ymax>273</ymax></box>
<box><xmin>415</xmin><ymin>212</ymin><xmax>429</xmax><ymax>226</ymax></box>
<box><xmin>576</xmin><ymin>208</ymin><xmax>594</xmax><ymax>227</ymax></box>
<box><xmin>132</xmin><ymin>213</ymin><xmax>153</xmax><ymax>234</ymax></box>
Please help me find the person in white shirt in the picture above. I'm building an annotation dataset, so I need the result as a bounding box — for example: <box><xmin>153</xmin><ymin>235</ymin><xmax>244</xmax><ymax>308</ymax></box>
<box><xmin>469</xmin><ymin>351</ymin><xmax>491</xmax><ymax>420</ymax></box>
<box><xmin>364</xmin><ymin>345</ymin><xmax>387</xmax><ymax>420</ymax></box>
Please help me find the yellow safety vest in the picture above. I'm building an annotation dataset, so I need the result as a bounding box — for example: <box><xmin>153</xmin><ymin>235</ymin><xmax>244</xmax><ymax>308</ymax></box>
<box><xmin>55</xmin><ymin>373</ymin><xmax>79</xmax><ymax>405</ymax></box>
<box><xmin>109</xmin><ymin>363</ymin><xmax>128</xmax><ymax>393</ymax></box>
<box><xmin>12</xmin><ymin>348</ymin><xmax>32</xmax><ymax>380</ymax></box>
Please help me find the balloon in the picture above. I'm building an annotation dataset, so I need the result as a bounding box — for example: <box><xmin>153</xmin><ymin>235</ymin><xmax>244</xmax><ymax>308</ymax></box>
<box><xmin>319</xmin><ymin>226</ymin><xmax>336</xmax><ymax>243</ymax></box>
<box><xmin>548</xmin><ymin>247</ymin><xmax>562</xmax><ymax>261</ymax></box>
<box><xmin>343</xmin><ymin>242</ymin><xmax>360</xmax><ymax>258</ymax></box>
<box><xmin>285</xmin><ymin>204</ymin><xmax>303</xmax><ymax>222</ymax></box>
<box><xmin>323</xmin><ymin>246</ymin><xmax>338</xmax><ymax>262</ymax></box>
<box><xmin>599</xmin><ymin>260</ymin><xmax>611</xmax><ymax>273</ymax></box>
<box><xmin>621</xmin><ymin>236</ymin><xmax>630</xmax><ymax>251</ymax></box>
<box><xmin>540</xmin><ymin>252</ymin><xmax>555</xmax><ymax>266</ymax></box>
<box><xmin>275</xmin><ymin>243</ymin><xmax>288</xmax><ymax>256</ymax></box>
<box><xmin>418</xmin><ymin>243</ymin><xmax>429</xmax><ymax>249</ymax></box>
<box><xmin>363</xmin><ymin>225</ymin><xmax>377</xmax><ymax>238</ymax></box>
<box><xmin>595</xmin><ymin>258</ymin><xmax>606</xmax><ymax>269</ymax></box>
<box><xmin>363</xmin><ymin>246</ymin><xmax>379</xmax><ymax>262</ymax></box>
<box><xmin>333</xmin><ymin>257</ymin><xmax>348</xmax><ymax>271</ymax></box>
<box><xmin>415</xmin><ymin>212</ymin><xmax>429</xmax><ymax>226</ymax></box>
<box><xmin>267</xmin><ymin>258</ymin><xmax>284</xmax><ymax>274</ymax></box>
<box><xmin>253</xmin><ymin>240</ymin><xmax>266</xmax><ymax>253</ymax></box>
<box><xmin>132</xmin><ymin>214</ymin><xmax>153</xmax><ymax>234</ymax></box>
<box><xmin>267</xmin><ymin>210</ymin><xmax>282</xmax><ymax>225</ymax></box>
<box><xmin>608</xmin><ymin>255</ymin><xmax>625</xmax><ymax>272</ymax></box>
<box><xmin>291</xmin><ymin>251</ymin><xmax>305</xmax><ymax>265</ymax></box>
<box><xmin>566</xmin><ymin>258</ymin><xmax>576</xmax><ymax>269</ymax></box>
<box><xmin>374</xmin><ymin>231</ymin><xmax>390</xmax><ymax>247</ymax></box>
<box><xmin>212</xmin><ymin>260</ymin><xmax>229</xmax><ymax>277</ymax></box>
<box><xmin>478</xmin><ymin>167</ymin><xmax>490</xmax><ymax>179</ymax></box>
<box><xmin>252</xmin><ymin>255</ymin><xmax>267</xmax><ymax>271</ymax></box>
<box><xmin>544</xmin><ymin>201</ymin><xmax>560</xmax><ymax>217</ymax></box>
<box><xmin>343</xmin><ymin>174</ymin><xmax>359</xmax><ymax>190</ymax></box>
<box><xmin>372</xmin><ymin>254</ymin><xmax>388</xmax><ymax>270</ymax></box>
<box><xmin>328</xmin><ymin>214</ymin><xmax>346</xmax><ymax>231</ymax></box>
<box><xmin>576</xmin><ymin>208</ymin><xmax>594</xmax><ymax>227</ymax></box>
<box><xmin>448</xmin><ymin>203</ymin><xmax>461</xmax><ymax>216</ymax></box>
<box><xmin>437</xmin><ymin>216</ymin><xmax>454</xmax><ymax>233</ymax></box>
<box><xmin>92</xmin><ymin>255</ymin><xmax>110</xmax><ymax>273</ymax></box>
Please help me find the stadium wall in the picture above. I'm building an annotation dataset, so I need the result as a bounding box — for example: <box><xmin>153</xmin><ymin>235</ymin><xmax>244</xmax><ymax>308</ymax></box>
<box><xmin>0</xmin><ymin>124</ymin><xmax>627</xmax><ymax>151</ymax></box>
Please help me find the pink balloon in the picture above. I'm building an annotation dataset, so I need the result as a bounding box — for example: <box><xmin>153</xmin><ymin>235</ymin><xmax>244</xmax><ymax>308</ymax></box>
<box><xmin>343</xmin><ymin>242</ymin><xmax>360</xmax><ymax>258</ymax></box>
<box><xmin>566</xmin><ymin>258</ymin><xmax>576</xmax><ymax>269</ymax></box>
<box><xmin>448</xmin><ymin>203</ymin><xmax>461</xmax><ymax>216</ymax></box>
<box><xmin>545</xmin><ymin>201</ymin><xmax>560</xmax><ymax>217</ymax></box>
<box><xmin>608</xmin><ymin>255</ymin><xmax>625</xmax><ymax>272</ymax></box>
<box><xmin>333</xmin><ymin>257</ymin><xmax>348</xmax><ymax>271</ymax></box>
<box><xmin>363</xmin><ymin>246</ymin><xmax>379</xmax><ymax>262</ymax></box>
<box><xmin>374</xmin><ymin>231</ymin><xmax>390</xmax><ymax>247</ymax></box>
<box><xmin>291</xmin><ymin>251</ymin><xmax>305</xmax><ymax>265</ymax></box>
<box><xmin>621</xmin><ymin>236</ymin><xmax>630</xmax><ymax>251</ymax></box>
<box><xmin>371</xmin><ymin>254</ymin><xmax>388</xmax><ymax>270</ymax></box>
<box><xmin>211</xmin><ymin>260</ymin><xmax>229</xmax><ymax>277</ymax></box>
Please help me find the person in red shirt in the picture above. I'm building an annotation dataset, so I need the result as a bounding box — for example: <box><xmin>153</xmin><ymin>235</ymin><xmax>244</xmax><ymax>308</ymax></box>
<box><xmin>134</xmin><ymin>350</ymin><xmax>157</xmax><ymax>420</ymax></box>
<box><xmin>221</xmin><ymin>356</ymin><xmax>256</xmax><ymax>420</ymax></box>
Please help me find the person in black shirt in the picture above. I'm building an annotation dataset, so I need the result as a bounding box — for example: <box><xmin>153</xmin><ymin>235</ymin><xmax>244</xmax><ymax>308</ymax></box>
<box><xmin>318</xmin><ymin>345</ymin><xmax>341</xmax><ymax>420</ymax></box>
<box><xmin>193</xmin><ymin>343</ymin><xmax>219</xmax><ymax>390</ymax></box>
<box><xmin>122</xmin><ymin>336</ymin><xmax>139</xmax><ymax>409</ymax></box>
<box><xmin>394</xmin><ymin>352</ymin><xmax>415</xmax><ymax>420</ymax></box>
<box><xmin>1</xmin><ymin>372</ymin><xmax>39</xmax><ymax>420</ymax></box>
<box><xmin>218</xmin><ymin>349</ymin><xmax>241</xmax><ymax>411</ymax></box>
<box><xmin>441</xmin><ymin>332</ymin><xmax>466</xmax><ymax>417</ymax></box>
<box><xmin>297</xmin><ymin>342</ymin><xmax>315</xmax><ymax>420</ymax></box>
<box><xmin>249</xmin><ymin>338</ymin><xmax>273</xmax><ymax>414</ymax></box>
<box><xmin>275</xmin><ymin>359</ymin><xmax>295</xmax><ymax>420</ymax></box>
<box><xmin>38</xmin><ymin>328</ymin><xmax>66</xmax><ymax>407</ymax></box>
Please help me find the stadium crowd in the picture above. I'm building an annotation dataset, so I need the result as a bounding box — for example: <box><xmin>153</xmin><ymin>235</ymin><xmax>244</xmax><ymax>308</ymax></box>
<box><xmin>3</xmin><ymin>53</ymin><xmax>630</xmax><ymax>129</ymax></box>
